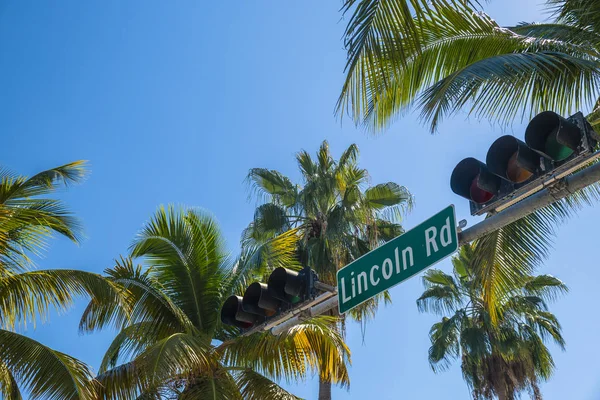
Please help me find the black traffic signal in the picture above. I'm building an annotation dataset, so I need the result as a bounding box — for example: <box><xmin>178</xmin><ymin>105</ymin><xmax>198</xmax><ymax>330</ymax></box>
<box><xmin>268</xmin><ymin>267</ymin><xmax>306</xmax><ymax>303</ymax></box>
<box><xmin>450</xmin><ymin>158</ymin><xmax>501</xmax><ymax>204</ymax></box>
<box><xmin>486</xmin><ymin>136</ymin><xmax>539</xmax><ymax>183</ymax></box>
<box><xmin>220</xmin><ymin>295</ymin><xmax>260</xmax><ymax>329</ymax></box>
<box><xmin>220</xmin><ymin>266</ymin><xmax>317</xmax><ymax>331</ymax></box>
<box><xmin>525</xmin><ymin>111</ymin><xmax>582</xmax><ymax>161</ymax></box>
<box><xmin>451</xmin><ymin>111</ymin><xmax>598</xmax><ymax>216</ymax></box>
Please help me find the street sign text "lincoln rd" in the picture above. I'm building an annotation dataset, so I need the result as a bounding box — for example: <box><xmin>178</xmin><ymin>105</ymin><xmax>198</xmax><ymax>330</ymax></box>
<box><xmin>337</xmin><ymin>205</ymin><xmax>458</xmax><ymax>314</ymax></box>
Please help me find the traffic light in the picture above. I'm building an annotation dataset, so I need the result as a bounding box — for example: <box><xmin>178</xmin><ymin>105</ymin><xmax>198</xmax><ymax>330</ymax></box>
<box><xmin>220</xmin><ymin>295</ymin><xmax>259</xmax><ymax>329</ymax></box>
<box><xmin>268</xmin><ymin>267</ymin><xmax>305</xmax><ymax>303</ymax></box>
<box><xmin>525</xmin><ymin>111</ymin><xmax>583</xmax><ymax>161</ymax></box>
<box><xmin>450</xmin><ymin>158</ymin><xmax>500</xmax><ymax>204</ymax></box>
<box><xmin>451</xmin><ymin>111</ymin><xmax>599</xmax><ymax>216</ymax></box>
<box><xmin>220</xmin><ymin>266</ymin><xmax>318</xmax><ymax>331</ymax></box>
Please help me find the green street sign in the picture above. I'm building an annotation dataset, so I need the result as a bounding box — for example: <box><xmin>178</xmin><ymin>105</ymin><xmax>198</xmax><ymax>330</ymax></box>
<box><xmin>337</xmin><ymin>205</ymin><xmax>458</xmax><ymax>314</ymax></box>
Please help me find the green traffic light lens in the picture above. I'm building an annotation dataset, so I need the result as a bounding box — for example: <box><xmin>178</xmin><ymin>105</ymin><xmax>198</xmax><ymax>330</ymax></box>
<box><xmin>545</xmin><ymin>128</ymin><xmax>574</xmax><ymax>161</ymax></box>
<box><xmin>290</xmin><ymin>296</ymin><xmax>301</xmax><ymax>304</ymax></box>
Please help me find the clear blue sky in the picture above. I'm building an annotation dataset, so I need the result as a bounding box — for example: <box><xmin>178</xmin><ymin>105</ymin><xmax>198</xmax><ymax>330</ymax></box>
<box><xmin>1</xmin><ymin>1</ymin><xmax>599</xmax><ymax>399</ymax></box>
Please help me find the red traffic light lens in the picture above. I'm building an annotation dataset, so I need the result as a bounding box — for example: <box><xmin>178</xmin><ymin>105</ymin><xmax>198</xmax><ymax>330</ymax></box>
<box><xmin>470</xmin><ymin>174</ymin><xmax>494</xmax><ymax>204</ymax></box>
<box><xmin>506</xmin><ymin>151</ymin><xmax>533</xmax><ymax>183</ymax></box>
<box><xmin>545</xmin><ymin>127</ymin><xmax>574</xmax><ymax>161</ymax></box>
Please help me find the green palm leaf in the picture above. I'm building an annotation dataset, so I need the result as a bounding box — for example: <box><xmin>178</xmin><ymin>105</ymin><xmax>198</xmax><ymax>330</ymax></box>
<box><xmin>96</xmin><ymin>333</ymin><xmax>214</xmax><ymax>400</ymax></box>
<box><xmin>246</xmin><ymin>168</ymin><xmax>297</xmax><ymax>206</ymax></box>
<box><xmin>420</xmin><ymin>51</ymin><xmax>600</xmax><ymax>131</ymax></box>
<box><xmin>79</xmin><ymin>257</ymin><xmax>193</xmax><ymax>336</ymax></box>
<box><xmin>0</xmin><ymin>329</ymin><xmax>96</xmax><ymax>400</ymax></box>
<box><xmin>130</xmin><ymin>206</ymin><xmax>227</xmax><ymax>333</ymax></box>
<box><xmin>0</xmin><ymin>269</ymin><xmax>128</xmax><ymax>331</ymax></box>
<box><xmin>0</xmin><ymin>161</ymin><xmax>88</xmax><ymax>270</ymax></box>
<box><xmin>218</xmin><ymin>317</ymin><xmax>350</xmax><ymax>387</ymax></box>
<box><xmin>235</xmin><ymin>369</ymin><xmax>301</xmax><ymax>400</ymax></box>
<box><xmin>338</xmin><ymin>0</ymin><xmax>600</xmax><ymax>132</ymax></box>
<box><xmin>0</xmin><ymin>361</ymin><xmax>22</xmax><ymax>400</ymax></box>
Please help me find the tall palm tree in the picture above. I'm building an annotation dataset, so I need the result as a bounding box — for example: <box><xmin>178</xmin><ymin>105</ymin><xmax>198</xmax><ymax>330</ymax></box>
<box><xmin>417</xmin><ymin>245</ymin><xmax>567</xmax><ymax>400</ymax></box>
<box><xmin>245</xmin><ymin>141</ymin><xmax>413</xmax><ymax>399</ymax></box>
<box><xmin>81</xmin><ymin>205</ymin><xmax>350</xmax><ymax>399</ymax></box>
<box><xmin>337</xmin><ymin>0</ymin><xmax>600</xmax><ymax>132</ymax></box>
<box><xmin>0</xmin><ymin>161</ymin><xmax>128</xmax><ymax>400</ymax></box>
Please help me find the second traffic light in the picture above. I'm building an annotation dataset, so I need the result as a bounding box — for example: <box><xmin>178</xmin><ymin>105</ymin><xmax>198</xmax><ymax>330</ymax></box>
<box><xmin>451</xmin><ymin>111</ymin><xmax>598</xmax><ymax>215</ymax></box>
<box><xmin>220</xmin><ymin>266</ymin><xmax>317</xmax><ymax>330</ymax></box>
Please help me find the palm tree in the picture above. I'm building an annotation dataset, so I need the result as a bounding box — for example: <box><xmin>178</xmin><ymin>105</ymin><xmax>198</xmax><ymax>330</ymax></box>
<box><xmin>245</xmin><ymin>141</ymin><xmax>413</xmax><ymax>399</ymax></box>
<box><xmin>417</xmin><ymin>244</ymin><xmax>567</xmax><ymax>400</ymax></box>
<box><xmin>81</xmin><ymin>205</ymin><xmax>350</xmax><ymax>399</ymax></box>
<box><xmin>0</xmin><ymin>161</ymin><xmax>128</xmax><ymax>400</ymax></box>
<box><xmin>337</xmin><ymin>0</ymin><xmax>600</xmax><ymax>132</ymax></box>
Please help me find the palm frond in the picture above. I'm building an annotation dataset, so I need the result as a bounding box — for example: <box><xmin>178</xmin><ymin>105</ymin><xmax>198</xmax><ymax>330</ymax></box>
<box><xmin>0</xmin><ymin>329</ymin><xmax>97</xmax><ymax>400</ymax></box>
<box><xmin>246</xmin><ymin>169</ymin><xmax>297</xmax><ymax>206</ymax></box>
<box><xmin>427</xmin><ymin>312</ymin><xmax>463</xmax><ymax>372</ymax></box>
<box><xmin>0</xmin><ymin>161</ymin><xmax>87</xmax><ymax>203</ymax></box>
<box><xmin>549</xmin><ymin>0</ymin><xmax>600</xmax><ymax>33</ymax></box>
<box><xmin>245</xmin><ymin>203</ymin><xmax>291</xmax><ymax>244</ymax></box>
<box><xmin>0</xmin><ymin>360</ymin><xmax>22</xmax><ymax>400</ymax></box>
<box><xmin>295</xmin><ymin>150</ymin><xmax>318</xmax><ymax>182</ymax></box>
<box><xmin>179</xmin><ymin>368</ymin><xmax>241</xmax><ymax>400</ymax></box>
<box><xmin>365</xmin><ymin>182</ymin><xmax>413</xmax><ymax>221</ymax></box>
<box><xmin>337</xmin><ymin>144</ymin><xmax>360</xmax><ymax>171</ymax></box>
<box><xmin>0</xmin><ymin>269</ymin><xmax>128</xmax><ymax>331</ymax></box>
<box><xmin>337</xmin><ymin>0</ymin><xmax>436</xmax><ymax>121</ymax></box>
<box><xmin>99</xmin><ymin>321</ymin><xmax>179</xmax><ymax>373</ymax></box>
<box><xmin>130</xmin><ymin>205</ymin><xmax>227</xmax><ymax>334</ymax></box>
<box><xmin>79</xmin><ymin>257</ymin><xmax>193</xmax><ymax>337</ymax></box>
<box><xmin>417</xmin><ymin>269</ymin><xmax>463</xmax><ymax>315</ymax></box>
<box><xmin>338</xmin><ymin>0</ymin><xmax>600</xmax><ymax>132</ymax></box>
<box><xmin>522</xmin><ymin>275</ymin><xmax>568</xmax><ymax>303</ymax></box>
<box><xmin>96</xmin><ymin>333</ymin><xmax>214</xmax><ymax>400</ymax></box>
<box><xmin>218</xmin><ymin>316</ymin><xmax>350</xmax><ymax>387</ymax></box>
<box><xmin>510</xmin><ymin>22</ymin><xmax>600</xmax><ymax>52</ymax></box>
<box><xmin>420</xmin><ymin>51</ymin><xmax>600</xmax><ymax>131</ymax></box>
<box><xmin>235</xmin><ymin>369</ymin><xmax>301</xmax><ymax>400</ymax></box>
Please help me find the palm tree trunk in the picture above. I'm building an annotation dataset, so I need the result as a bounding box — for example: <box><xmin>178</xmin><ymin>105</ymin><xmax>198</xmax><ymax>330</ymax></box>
<box><xmin>318</xmin><ymin>378</ymin><xmax>332</xmax><ymax>400</ymax></box>
<box><xmin>494</xmin><ymin>379</ymin><xmax>509</xmax><ymax>400</ymax></box>
<box><xmin>318</xmin><ymin>307</ymin><xmax>337</xmax><ymax>400</ymax></box>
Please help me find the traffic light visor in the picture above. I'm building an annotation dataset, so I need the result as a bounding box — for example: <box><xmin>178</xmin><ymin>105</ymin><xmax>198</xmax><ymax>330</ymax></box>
<box><xmin>486</xmin><ymin>136</ymin><xmax>538</xmax><ymax>183</ymax></box>
<box><xmin>221</xmin><ymin>295</ymin><xmax>258</xmax><ymax>329</ymax></box>
<box><xmin>268</xmin><ymin>267</ymin><xmax>305</xmax><ymax>303</ymax></box>
<box><xmin>451</xmin><ymin>158</ymin><xmax>500</xmax><ymax>204</ymax></box>
<box><xmin>242</xmin><ymin>282</ymin><xmax>280</xmax><ymax>316</ymax></box>
<box><xmin>525</xmin><ymin>111</ymin><xmax>581</xmax><ymax>161</ymax></box>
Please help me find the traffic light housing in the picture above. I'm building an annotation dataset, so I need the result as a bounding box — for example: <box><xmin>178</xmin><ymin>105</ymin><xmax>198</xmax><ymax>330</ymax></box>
<box><xmin>268</xmin><ymin>267</ymin><xmax>306</xmax><ymax>303</ymax></box>
<box><xmin>220</xmin><ymin>266</ymin><xmax>318</xmax><ymax>331</ymax></box>
<box><xmin>451</xmin><ymin>111</ymin><xmax>599</xmax><ymax>216</ymax></box>
<box><xmin>450</xmin><ymin>158</ymin><xmax>501</xmax><ymax>204</ymax></box>
<box><xmin>220</xmin><ymin>295</ymin><xmax>260</xmax><ymax>329</ymax></box>
<box><xmin>525</xmin><ymin>111</ymin><xmax>582</xmax><ymax>161</ymax></box>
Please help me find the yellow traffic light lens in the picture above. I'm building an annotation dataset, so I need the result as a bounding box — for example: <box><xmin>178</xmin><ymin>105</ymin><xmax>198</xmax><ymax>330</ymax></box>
<box><xmin>469</xmin><ymin>174</ymin><xmax>494</xmax><ymax>204</ymax></box>
<box><xmin>506</xmin><ymin>151</ymin><xmax>533</xmax><ymax>183</ymax></box>
<box><xmin>545</xmin><ymin>127</ymin><xmax>574</xmax><ymax>161</ymax></box>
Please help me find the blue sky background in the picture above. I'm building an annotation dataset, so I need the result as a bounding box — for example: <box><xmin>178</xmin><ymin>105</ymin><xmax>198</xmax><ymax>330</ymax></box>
<box><xmin>0</xmin><ymin>1</ymin><xmax>599</xmax><ymax>399</ymax></box>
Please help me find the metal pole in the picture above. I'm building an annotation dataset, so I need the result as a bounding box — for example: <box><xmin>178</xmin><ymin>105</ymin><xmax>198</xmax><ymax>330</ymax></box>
<box><xmin>270</xmin><ymin>161</ymin><xmax>600</xmax><ymax>335</ymax></box>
